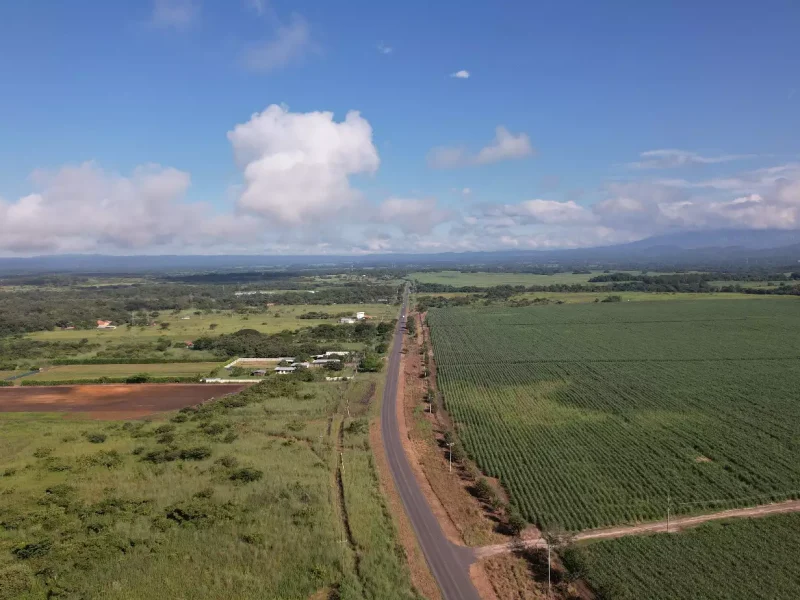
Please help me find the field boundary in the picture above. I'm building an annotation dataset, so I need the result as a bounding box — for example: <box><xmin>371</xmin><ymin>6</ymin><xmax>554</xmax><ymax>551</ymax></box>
<box><xmin>474</xmin><ymin>499</ymin><xmax>800</xmax><ymax>559</ymax></box>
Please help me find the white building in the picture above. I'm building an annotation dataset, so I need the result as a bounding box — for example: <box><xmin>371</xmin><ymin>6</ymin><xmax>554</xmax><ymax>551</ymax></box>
<box><xmin>274</xmin><ymin>366</ymin><xmax>296</xmax><ymax>375</ymax></box>
<box><xmin>356</xmin><ymin>311</ymin><xmax>366</xmax><ymax>320</ymax></box>
<box><xmin>340</xmin><ymin>317</ymin><xmax>356</xmax><ymax>324</ymax></box>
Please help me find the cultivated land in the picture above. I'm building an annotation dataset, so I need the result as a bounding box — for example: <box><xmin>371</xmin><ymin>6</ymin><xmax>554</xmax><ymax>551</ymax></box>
<box><xmin>410</xmin><ymin>270</ymin><xmax>605</xmax><ymax>287</ymax></box>
<box><xmin>27</xmin><ymin>303</ymin><xmax>396</xmax><ymax>343</ymax></box>
<box><xmin>427</xmin><ymin>299</ymin><xmax>800</xmax><ymax>531</ymax></box>
<box><xmin>0</xmin><ymin>384</ymin><xmax>247</xmax><ymax>419</ymax></box>
<box><xmin>564</xmin><ymin>513</ymin><xmax>800</xmax><ymax>600</ymax></box>
<box><xmin>23</xmin><ymin>362</ymin><xmax>222</xmax><ymax>382</ymax></box>
<box><xmin>0</xmin><ymin>376</ymin><xmax>420</xmax><ymax>599</ymax></box>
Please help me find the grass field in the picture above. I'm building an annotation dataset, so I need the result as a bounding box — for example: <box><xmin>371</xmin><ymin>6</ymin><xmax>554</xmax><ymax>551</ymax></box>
<box><xmin>417</xmin><ymin>290</ymin><xmax>789</xmax><ymax>304</ymax></box>
<box><xmin>23</xmin><ymin>362</ymin><xmax>222</xmax><ymax>382</ymax></box>
<box><xmin>409</xmin><ymin>270</ymin><xmax>605</xmax><ymax>287</ymax></box>
<box><xmin>27</xmin><ymin>303</ymin><xmax>397</xmax><ymax>344</ymax></box>
<box><xmin>427</xmin><ymin>299</ymin><xmax>800</xmax><ymax>530</ymax></box>
<box><xmin>564</xmin><ymin>514</ymin><xmax>800</xmax><ymax>599</ymax></box>
<box><xmin>0</xmin><ymin>374</ymin><xmax>419</xmax><ymax>599</ymax></box>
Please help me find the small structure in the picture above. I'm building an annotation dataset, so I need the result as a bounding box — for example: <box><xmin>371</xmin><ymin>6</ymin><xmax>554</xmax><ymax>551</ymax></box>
<box><xmin>323</xmin><ymin>351</ymin><xmax>349</xmax><ymax>358</ymax></box>
<box><xmin>96</xmin><ymin>320</ymin><xmax>116</xmax><ymax>330</ymax></box>
<box><xmin>181</xmin><ymin>316</ymin><xmax>190</xmax><ymax>320</ymax></box>
<box><xmin>274</xmin><ymin>366</ymin><xmax>296</xmax><ymax>375</ymax></box>
<box><xmin>251</xmin><ymin>369</ymin><xmax>267</xmax><ymax>376</ymax></box>
<box><xmin>291</xmin><ymin>361</ymin><xmax>312</xmax><ymax>369</ymax></box>
<box><xmin>356</xmin><ymin>311</ymin><xmax>366</xmax><ymax>320</ymax></box>
<box><xmin>312</xmin><ymin>358</ymin><xmax>340</xmax><ymax>366</ymax></box>
<box><xmin>340</xmin><ymin>317</ymin><xmax>356</xmax><ymax>324</ymax></box>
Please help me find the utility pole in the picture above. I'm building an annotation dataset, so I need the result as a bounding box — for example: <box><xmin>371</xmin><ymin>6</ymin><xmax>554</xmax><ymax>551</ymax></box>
<box><xmin>447</xmin><ymin>442</ymin><xmax>455</xmax><ymax>473</ymax></box>
<box><xmin>667</xmin><ymin>493</ymin><xmax>671</xmax><ymax>534</ymax></box>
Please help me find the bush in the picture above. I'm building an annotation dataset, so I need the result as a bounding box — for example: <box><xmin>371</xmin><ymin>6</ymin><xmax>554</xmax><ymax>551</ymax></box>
<box><xmin>33</xmin><ymin>447</ymin><xmax>54</xmax><ymax>459</ymax></box>
<box><xmin>221</xmin><ymin>431</ymin><xmax>238</xmax><ymax>444</ymax></box>
<box><xmin>229</xmin><ymin>467</ymin><xmax>263</xmax><ymax>483</ymax></box>
<box><xmin>345</xmin><ymin>419</ymin><xmax>368</xmax><ymax>435</ymax></box>
<box><xmin>12</xmin><ymin>540</ymin><xmax>52</xmax><ymax>560</ymax></box>
<box><xmin>601</xmin><ymin>295</ymin><xmax>623</xmax><ymax>303</ymax></box>
<box><xmin>142</xmin><ymin>449</ymin><xmax>180</xmax><ymax>464</ymax></box>
<box><xmin>179</xmin><ymin>446</ymin><xmax>212</xmax><ymax>461</ymax></box>
<box><xmin>171</xmin><ymin>413</ymin><xmax>189</xmax><ymax>423</ymax></box>
<box><xmin>506</xmin><ymin>509</ymin><xmax>527</xmax><ymax>536</ymax></box>
<box><xmin>85</xmin><ymin>432</ymin><xmax>107</xmax><ymax>444</ymax></box>
<box><xmin>200</xmin><ymin>422</ymin><xmax>226</xmax><ymax>436</ymax></box>
<box><xmin>154</xmin><ymin>424</ymin><xmax>175</xmax><ymax>434</ymax></box>
<box><xmin>131</xmin><ymin>446</ymin><xmax>145</xmax><ymax>455</ymax></box>
<box><xmin>157</xmin><ymin>432</ymin><xmax>175</xmax><ymax>445</ymax></box>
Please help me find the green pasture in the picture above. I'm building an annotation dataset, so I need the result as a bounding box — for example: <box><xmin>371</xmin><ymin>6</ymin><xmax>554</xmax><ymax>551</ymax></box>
<box><xmin>23</xmin><ymin>362</ymin><xmax>222</xmax><ymax>382</ymax></box>
<box><xmin>0</xmin><ymin>373</ymin><xmax>418</xmax><ymax>600</ymax></box>
<box><xmin>27</xmin><ymin>303</ymin><xmax>396</xmax><ymax>344</ymax></box>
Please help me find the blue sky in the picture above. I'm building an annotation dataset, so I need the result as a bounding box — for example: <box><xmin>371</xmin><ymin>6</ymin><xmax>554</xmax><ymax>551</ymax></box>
<box><xmin>0</xmin><ymin>0</ymin><xmax>798</xmax><ymax>255</ymax></box>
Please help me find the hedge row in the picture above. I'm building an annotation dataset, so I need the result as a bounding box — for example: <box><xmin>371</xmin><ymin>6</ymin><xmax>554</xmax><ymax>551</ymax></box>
<box><xmin>50</xmin><ymin>357</ymin><xmax>222</xmax><ymax>365</ymax></box>
<box><xmin>21</xmin><ymin>376</ymin><xmax>202</xmax><ymax>386</ymax></box>
<box><xmin>0</xmin><ymin>380</ymin><xmax>12</xmax><ymax>387</ymax></box>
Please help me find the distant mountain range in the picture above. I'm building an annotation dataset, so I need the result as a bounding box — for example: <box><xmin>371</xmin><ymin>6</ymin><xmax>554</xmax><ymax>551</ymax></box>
<box><xmin>1</xmin><ymin>229</ymin><xmax>799</xmax><ymax>274</ymax></box>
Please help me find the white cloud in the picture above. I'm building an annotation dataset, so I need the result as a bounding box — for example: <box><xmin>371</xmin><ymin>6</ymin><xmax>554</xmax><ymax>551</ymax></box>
<box><xmin>428</xmin><ymin>126</ymin><xmax>534</xmax><ymax>169</ymax></box>
<box><xmin>374</xmin><ymin>197</ymin><xmax>451</xmax><ymax>234</ymax></box>
<box><xmin>242</xmin><ymin>13</ymin><xmax>314</xmax><ymax>72</ymax></box>
<box><xmin>491</xmin><ymin>199</ymin><xmax>594</xmax><ymax>225</ymax></box>
<box><xmin>462</xmin><ymin>187</ymin><xmax>472</xmax><ymax>196</ymax></box>
<box><xmin>377</xmin><ymin>42</ymin><xmax>392</xmax><ymax>55</ymax></box>
<box><xmin>627</xmin><ymin>149</ymin><xmax>755</xmax><ymax>169</ymax></box>
<box><xmin>151</xmin><ymin>0</ymin><xmax>198</xmax><ymax>30</ymax></box>
<box><xmin>0</xmin><ymin>162</ymin><xmax>207</xmax><ymax>253</ymax></box>
<box><xmin>228</xmin><ymin>104</ymin><xmax>380</xmax><ymax>225</ymax></box>
<box><xmin>450</xmin><ymin>70</ymin><xmax>470</xmax><ymax>79</ymax></box>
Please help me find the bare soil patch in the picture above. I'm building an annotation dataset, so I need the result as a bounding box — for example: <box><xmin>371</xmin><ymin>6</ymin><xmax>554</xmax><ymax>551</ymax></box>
<box><xmin>0</xmin><ymin>384</ymin><xmax>248</xmax><ymax>419</ymax></box>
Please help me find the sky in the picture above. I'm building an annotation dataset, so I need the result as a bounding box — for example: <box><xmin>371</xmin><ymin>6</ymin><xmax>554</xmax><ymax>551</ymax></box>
<box><xmin>0</xmin><ymin>0</ymin><xmax>798</xmax><ymax>256</ymax></box>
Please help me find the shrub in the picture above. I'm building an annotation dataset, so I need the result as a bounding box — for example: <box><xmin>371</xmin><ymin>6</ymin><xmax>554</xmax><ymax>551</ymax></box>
<box><xmin>12</xmin><ymin>540</ymin><xmax>52</xmax><ymax>560</ymax></box>
<box><xmin>142</xmin><ymin>449</ymin><xmax>180</xmax><ymax>464</ymax></box>
<box><xmin>506</xmin><ymin>509</ymin><xmax>527</xmax><ymax>536</ymax></box>
<box><xmin>131</xmin><ymin>446</ymin><xmax>145</xmax><ymax>455</ymax></box>
<box><xmin>229</xmin><ymin>467</ymin><xmax>263</xmax><ymax>483</ymax></box>
<box><xmin>200</xmin><ymin>422</ymin><xmax>226</xmax><ymax>436</ymax></box>
<box><xmin>154</xmin><ymin>424</ymin><xmax>175</xmax><ymax>434</ymax></box>
<box><xmin>179</xmin><ymin>446</ymin><xmax>212</xmax><ymax>461</ymax></box>
<box><xmin>85</xmin><ymin>450</ymin><xmax>123</xmax><ymax>469</ymax></box>
<box><xmin>156</xmin><ymin>433</ymin><xmax>175</xmax><ymax>445</ymax></box>
<box><xmin>171</xmin><ymin>414</ymin><xmax>188</xmax><ymax>423</ymax></box>
<box><xmin>33</xmin><ymin>447</ymin><xmax>54</xmax><ymax>459</ymax></box>
<box><xmin>221</xmin><ymin>431</ymin><xmax>238</xmax><ymax>444</ymax></box>
<box><xmin>193</xmin><ymin>487</ymin><xmax>214</xmax><ymax>499</ymax></box>
<box><xmin>345</xmin><ymin>419</ymin><xmax>368</xmax><ymax>435</ymax></box>
<box><xmin>286</xmin><ymin>419</ymin><xmax>306</xmax><ymax>432</ymax></box>
<box><xmin>85</xmin><ymin>432</ymin><xmax>107</xmax><ymax>444</ymax></box>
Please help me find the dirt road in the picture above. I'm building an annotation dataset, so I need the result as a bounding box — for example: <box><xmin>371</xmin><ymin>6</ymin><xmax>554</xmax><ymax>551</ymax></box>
<box><xmin>473</xmin><ymin>499</ymin><xmax>800</xmax><ymax>559</ymax></box>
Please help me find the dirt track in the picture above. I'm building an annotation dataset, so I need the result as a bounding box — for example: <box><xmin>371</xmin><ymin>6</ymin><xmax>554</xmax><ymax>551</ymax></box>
<box><xmin>0</xmin><ymin>384</ymin><xmax>248</xmax><ymax>419</ymax></box>
<box><xmin>473</xmin><ymin>499</ymin><xmax>800</xmax><ymax>559</ymax></box>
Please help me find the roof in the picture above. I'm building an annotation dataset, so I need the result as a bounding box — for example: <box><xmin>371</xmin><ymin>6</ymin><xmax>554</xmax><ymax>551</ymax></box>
<box><xmin>274</xmin><ymin>366</ymin><xmax>296</xmax><ymax>372</ymax></box>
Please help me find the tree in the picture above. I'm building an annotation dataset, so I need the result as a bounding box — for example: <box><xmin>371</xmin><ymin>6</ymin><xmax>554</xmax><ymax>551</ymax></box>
<box><xmin>160</xmin><ymin>322</ymin><xmax>170</xmax><ymax>330</ymax></box>
<box><xmin>358</xmin><ymin>353</ymin><xmax>383</xmax><ymax>372</ymax></box>
<box><xmin>506</xmin><ymin>509</ymin><xmax>527</xmax><ymax>537</ymax></box>
<box><xmin>324</xmin><ymin>360</ymin><xmax>344</xmax><ymax>371</ymax></box>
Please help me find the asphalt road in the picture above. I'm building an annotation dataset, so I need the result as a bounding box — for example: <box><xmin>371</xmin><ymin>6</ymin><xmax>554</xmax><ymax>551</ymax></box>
<box><xmin>380</xmin><ymin>291</ymin><xmax>481</xmax><ymax>600</ymax></box>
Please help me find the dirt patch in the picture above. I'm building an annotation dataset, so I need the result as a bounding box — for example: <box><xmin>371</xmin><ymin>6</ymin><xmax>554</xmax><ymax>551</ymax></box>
<box><xmin>370</xmin><ymin>407</ymin><xmax>442</xmax><ymax>600</ymax></box>
<box><xmin>695</xmin><ymin>455</ymin><xmax>713</xmax><ymax>463</ymax></box>
<box><xmin>0</xmin><ymin>384</ymin><xmax>248</xmax><ymax>419</ymax></box>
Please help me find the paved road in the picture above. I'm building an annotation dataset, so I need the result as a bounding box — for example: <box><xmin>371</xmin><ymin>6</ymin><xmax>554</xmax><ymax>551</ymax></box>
<box><xmin>380</xmin><ymin>291</ymin><xmax>481</xmax><ymax>600</ymax></box>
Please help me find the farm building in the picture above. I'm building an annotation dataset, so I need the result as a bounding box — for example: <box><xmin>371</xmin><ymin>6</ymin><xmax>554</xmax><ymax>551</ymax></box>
<box><xmin>274</xmin><ymin>366</ymin><xmax>296</xmax><ymax>375</ymax></box>
<box><xmin>312</xmin><ymin>359</ymin><xmax>340</xmax><ymax>366</ymax></box>
<box><xmin>291</xmin><ymin>361</ymin><xmax>312</xmax><ymax>368</ymax></box>
<box><xmin>96</xmin><ymin>320</ymin><xmax>116</xmax><ymax>330</ymax></box>
<box><xmin>340</xmin><ymin>317</ymin><xmax>356</xmax><ymax>324</ymax></box>
<box><xmin>356</xmin><ymin>311</ymin><xmax>366</xmax><ymax>320</ymax></box>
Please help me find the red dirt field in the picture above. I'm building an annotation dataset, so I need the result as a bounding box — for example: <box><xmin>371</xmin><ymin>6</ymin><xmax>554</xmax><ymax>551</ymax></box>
<box><xmin>0</xmin><ymin>384</ymin><xmax>249</xmax><ymax>420</ymax></box>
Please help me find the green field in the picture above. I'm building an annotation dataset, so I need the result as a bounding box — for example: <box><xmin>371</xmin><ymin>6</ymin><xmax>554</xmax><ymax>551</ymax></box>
<box><xmin>565</xmin><ymin>514</ymin><xmax>800</xmax><ymax>599</ymax></box>
<box><xmin>427</xmin><ymin>299</ymin><xmax>800</xmax><ymax>530</ymax></box>
<box><xmin>410</xmin><ymin>270</ymin><xmax>604</xmax><ymax>287</ymax></box>
<box><xmin>0</xmin><ymin>375</ymin><xmax>418</xmax><ymax>599</ymax></box>
<box><xmin>24</xmin><ymin>362</ymin><xmax>222</xmax><ymax>382</ymax></box>
<box><xmin>27</xmin><ymin>303</ymin><xmax>397</xmax><ymax>344</ymax></box>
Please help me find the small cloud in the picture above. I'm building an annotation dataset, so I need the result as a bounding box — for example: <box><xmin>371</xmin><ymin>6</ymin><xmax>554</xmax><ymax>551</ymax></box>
<box><xmin>450</xmin><ymin>70</ymin><xmax>470</xmax><ymax>79</ymax></box>
<box><xmin>242</xmin><ymin>13</ymin><xmax>315</xmax><ymax>73</ymax></box>
<box><xmin>377</xmin><ymin>42</ymin><xmax>392</xmax><ymax>55</ymax></box>
<box><xmin>627</xmin><ymin>149</ymin><xmax>756</xmax><ymax>169</ymax></box>
<box><xmin>462</xmin><ymin>187</ymin><xmax>472</xmax><ymax>196</ymax></box>
<box><xmin>428</xmin><ymin>126</ymin><xmax>534</xmax><ymax>169</ymax></box>
<box><xmin>151</xmin><ymin>0</ymin><xmax>199</xmax><ymax>30</ymax></box>
<box><xmin>247</xmin><ymin>0</ymin><xmax>266</xmax><ymax>15</ymax></box>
